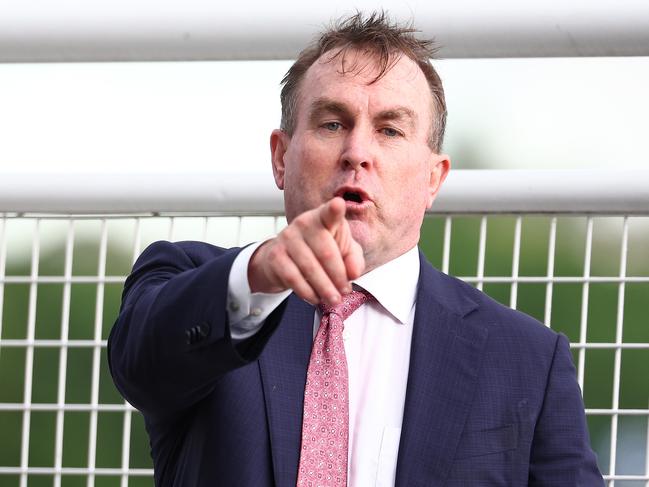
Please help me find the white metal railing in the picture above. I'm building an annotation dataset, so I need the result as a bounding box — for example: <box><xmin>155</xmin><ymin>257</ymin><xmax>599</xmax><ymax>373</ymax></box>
<box><xmin>2</xmin><ymin>0</ymin><xmax>649</xmax><ymax>62</ymax></box>
<box><xmin>0</xmin><ymin>170</ymin><xmax>648</xmax><ymax>486</ymax></box>
<box><xmin>1</xmin><ymin>169</ymin><xmax>648</xmax><ymax>215</ymax></box>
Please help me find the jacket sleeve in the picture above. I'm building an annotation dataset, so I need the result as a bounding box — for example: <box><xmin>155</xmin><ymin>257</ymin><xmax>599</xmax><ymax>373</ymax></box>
<box><xmin>528</xmin><ymin>333</ymin><xmax>605</xmax><ymax>486</ymax></box>
<box><xmin>107</xmin><ymin>240</ymin><xmax>287</xmax><ymax>421</ymax></box>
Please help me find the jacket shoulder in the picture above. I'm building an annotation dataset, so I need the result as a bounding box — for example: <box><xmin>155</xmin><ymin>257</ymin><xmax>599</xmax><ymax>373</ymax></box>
<box><xmin>419</xmin><ymin>254</ymin><xmax>560</xmax><ymax>349</ymax></box>
<box><xmin>137</xmin><ymin>240</ymin><xmax>235</xmax><ymax>267</ymax></box>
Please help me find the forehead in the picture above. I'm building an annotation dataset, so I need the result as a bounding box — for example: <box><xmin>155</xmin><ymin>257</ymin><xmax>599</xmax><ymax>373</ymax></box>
<box><xmin>297</xmin><ymin>48</ymin><xmax>433</xmax><ymax>119</ymax></box>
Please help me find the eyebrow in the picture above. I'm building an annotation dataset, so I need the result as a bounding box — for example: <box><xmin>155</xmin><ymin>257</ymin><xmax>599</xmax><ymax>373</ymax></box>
<box><xmin>375</xmin><ymin>107</ymin><xmax>417</xmax><ymax>131</ymax></box>
<box><xmin>308</xmin><ymin>98</ymin><xmax>352</xmax><ymax>124</ymax></box>
<box><xmin>308</xmin><ymin>97</ymin><xmax>417</xmax><ymax>130</ymax></box>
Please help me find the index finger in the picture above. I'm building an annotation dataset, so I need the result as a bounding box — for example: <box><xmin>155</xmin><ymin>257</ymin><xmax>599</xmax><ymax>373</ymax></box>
<box><xmin>319</xmin><ymin>197</ymin><xmax>346</xmax><ymax>231</ymax></box>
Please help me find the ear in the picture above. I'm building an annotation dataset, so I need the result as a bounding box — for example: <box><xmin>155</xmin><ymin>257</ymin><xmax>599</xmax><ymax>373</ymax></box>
<box><xmin>426</xmin><ymin>153</ymin><xmax>451</xmax><ymax>208</ymax></box>
<box><xmin>270</xmin><ymin>129</ymin><xmax>290</xmax><ymax>190</ymax></box>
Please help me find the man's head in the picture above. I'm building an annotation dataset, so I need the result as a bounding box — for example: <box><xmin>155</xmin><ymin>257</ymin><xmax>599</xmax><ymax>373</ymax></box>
<box><xmin>270</xmin><ymin>11</ymin><xmax>450</xmax><ymax>271</ymax></box>
<box><xmin>280</xmin><ymin>11</ymin><xmax>447</xmax><ymax>153</ymax></box>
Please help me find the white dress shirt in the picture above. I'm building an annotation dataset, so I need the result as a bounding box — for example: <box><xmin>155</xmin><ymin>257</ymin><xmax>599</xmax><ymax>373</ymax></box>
<box><xmin>227</xmin><ymin>243</ymin><xmax>419</xmax><ymax>486</ymax></box>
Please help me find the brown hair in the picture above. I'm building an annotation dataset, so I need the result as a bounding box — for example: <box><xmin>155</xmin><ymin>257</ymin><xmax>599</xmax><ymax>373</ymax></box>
<box><xmin>280</xmin><ymin>11</ymin><xmax>447</xmax><ymax>152</ymax></box>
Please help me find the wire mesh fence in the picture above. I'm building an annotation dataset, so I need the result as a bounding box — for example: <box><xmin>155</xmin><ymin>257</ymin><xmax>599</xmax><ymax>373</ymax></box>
<box><xmin>0</xmin><ymin>210</ymin><xmax>648</xmax><ymax>486</ymax></box>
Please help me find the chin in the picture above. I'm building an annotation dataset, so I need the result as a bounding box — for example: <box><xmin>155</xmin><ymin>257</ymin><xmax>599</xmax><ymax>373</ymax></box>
<box><xmin>348</xmin><ymin>221</ymin><xmax>372</xmax><ymax>250</ymax></box>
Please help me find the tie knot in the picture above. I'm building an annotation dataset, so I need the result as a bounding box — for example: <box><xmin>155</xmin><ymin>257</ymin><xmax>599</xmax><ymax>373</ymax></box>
<box><xmin>319</xmin><ymin>289</ymin><xmax>372</xmax><ymax>321</ymax></box>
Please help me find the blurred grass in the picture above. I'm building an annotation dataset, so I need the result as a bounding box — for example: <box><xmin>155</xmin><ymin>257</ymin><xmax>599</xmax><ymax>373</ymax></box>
<box><xmin>0</xmin><ymin>214</ymin><xmax>647</xmax><ymax>485</ymax></box>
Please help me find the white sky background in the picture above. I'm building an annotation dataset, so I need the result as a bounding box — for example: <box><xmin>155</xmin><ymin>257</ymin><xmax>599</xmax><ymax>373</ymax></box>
<box><xmin>0</xmin><ymin>56</ymin><xmax>648</xmax><ymax>175</ymax></box>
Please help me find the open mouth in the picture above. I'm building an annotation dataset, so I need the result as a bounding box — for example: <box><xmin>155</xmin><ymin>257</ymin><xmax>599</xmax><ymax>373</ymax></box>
<box><xmin>343</xmin><ymin>191</ymin><xmax>363</xmax><ymax>204</ymax></box>
<box><xmin>335</xmin><ymin>187</ymin><xmax>370</xmax><ymax>206</ymax></box>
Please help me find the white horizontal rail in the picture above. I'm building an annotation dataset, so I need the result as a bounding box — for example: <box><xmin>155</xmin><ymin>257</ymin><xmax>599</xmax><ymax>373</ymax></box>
<box><xmin>0</xmin><ymin>468</ymin><xmax>639</xmax><ymax>481</ymax></box>
<box><xmin>0</xmin><ymin>402</ymin><xmax>646</xmax><ymax>415</ymax></box>
<box><xmin>1</xmin><ymin>0</ymin><xmax>649</xmax><ymax>62</ymax></box>
<box><xmin>2</xmin><ymin>275</ymin><xmax>649</xmax><ymax>284</ymax></box>
<box><xmin>0</xmin><ymin>467</ymin><xmax>153</xmax><ymax>476</ymax></box>
<box><xmin>1</xmin><ymin>170</ymin><xmax>648</xmax><ymax>215</ymax></box>
<box><xmin>3</xmin><ymin>336</ymin><xmax>649</xmax><ymax>351</ymax></box>
<box><xmin>2</xmin><ymin>339</ymin><xmax>648</xmax><ymax>350</ymax></box>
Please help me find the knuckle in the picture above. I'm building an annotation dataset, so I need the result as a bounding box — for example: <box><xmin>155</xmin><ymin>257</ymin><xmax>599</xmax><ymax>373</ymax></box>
<box><xmin>319</xmin><ymin>247</ymin><xmax>335</xmax><ymax>261</ymax></box>
<box><xmin>281</xmin><ymin>225</ymin><xmax>297</xmax><ymax>241</ymax></box>
<box><xmin>282</xmin><ymin>269</ymin><xmax>302</xmax><ymax>288</ymax></box>
<box><xmin>266</xmin><ymin>244</ymin><xmax>283</xmax><ymax>263</ymax></box>
<box><xmin>292</xmin><ymin>215</ymin><xmax>310</xmax><ymax>231</ymax></box>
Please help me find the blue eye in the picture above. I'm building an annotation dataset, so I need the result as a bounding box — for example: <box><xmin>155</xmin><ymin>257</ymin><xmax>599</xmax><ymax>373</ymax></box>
<box><xmin>382</xmin><ymin>127</ymin><xmax>400</xmax><ymax>137</ymax></box>
<box><xmin>323</xmin><ymin>122</ymin><xmax>342</xmax><ymax>131</ymax></box>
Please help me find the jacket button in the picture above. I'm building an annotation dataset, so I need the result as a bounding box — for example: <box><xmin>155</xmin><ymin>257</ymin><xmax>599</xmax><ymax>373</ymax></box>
<box><xmin>185</xmin><ymin>322</ymin><xmax>211</xmax><ymax>345</ymax></box>
<box><xmin>197</xmin><ymin>322</ymin><xmax>211</xmax><ymax>338</ymax></box>
<box><xmin>185</xmin><ymin>327</ymin><xmax>196</xmax><ymax>344</ymax></box>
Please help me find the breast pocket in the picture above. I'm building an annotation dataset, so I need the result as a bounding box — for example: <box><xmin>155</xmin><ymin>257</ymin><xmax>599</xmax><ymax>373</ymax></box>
<box><xmin>455</xmin><ymin>423</ymin><xmax>518</xmax><ymax>460</ymax></box>
<box><xmin>375</xmin><ymin>426</ymin><xmax>401</xmax><ymax>487</ymax></box>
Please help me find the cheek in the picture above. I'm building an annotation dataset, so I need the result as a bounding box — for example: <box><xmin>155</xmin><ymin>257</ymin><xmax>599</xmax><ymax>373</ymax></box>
<box><xmin>386</xmin><ymin>167</ymin><xmax>431</xmax><ymax>214</ymax></box>
<box><xmin>283</xmin><ymin>141</ymin><xmax>335</xmax><ymax>215</ymax></box>
<box><xmin>292</xmin><ymin>141</ymin><xmax>339</xmax><ymax>185</ymax></box>
<box><xmin>284</xmin><ymin>145</ymin><xmax>312</xmax><ymax>186</ymax></box>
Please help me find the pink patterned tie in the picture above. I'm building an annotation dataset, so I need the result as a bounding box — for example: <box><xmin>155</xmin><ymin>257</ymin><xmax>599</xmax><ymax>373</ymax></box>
<box><xmin>296</xmin><ymin>290</ymin><xmax>372</xmax><ymax>487</ymax></box>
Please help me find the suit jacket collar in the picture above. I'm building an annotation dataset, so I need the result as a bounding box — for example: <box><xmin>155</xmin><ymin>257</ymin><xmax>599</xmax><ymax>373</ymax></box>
<box><xmin>394</xmin><ymin>251</ymin><xmax>487</xmax><ymax>486</ymax></box>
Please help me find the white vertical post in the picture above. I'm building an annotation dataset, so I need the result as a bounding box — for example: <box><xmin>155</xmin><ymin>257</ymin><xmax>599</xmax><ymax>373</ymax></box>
<box><xmin>20</xmin><ymin>219</ymin><xmax>40</xmax><ymax>487</ymax></box>
<box><xmin>442</xmin><ymin>217</ymin><xmax>452</xmax><ymax>275</ymax></box>
<box><xmin>235</xmin><ymin>217</ymin><xmax>243</xmax><ymax>247</ymax></box>
<box><xmin>578</xmin><ymin>218</ymin><xmax>594</xmax><ymax>392</ymax></box>
<box><xmin>120</xmin><ymin>218</ymin><xmax>142</xmax><ymax>487</ymax></box>
<box><xmin>274</xmin><ymin>216</ymin><xmax>287</xmax><ymax>235</ymax></box>
<box><xmin>543</xmin><ymin>217</ymin><xmax>557</xmax><ymax>327</ymax></box>
<box><xmin>510</xmin><ymin>216</ymin><xmax>522</xmax><ymax>309</ymax></box>
<box><xmin>476</xmin><ymin>216</ymin><xmax>487</xmax><ymax>292</ymax></box>
<box><xmin>168</xmin><ymin>217</ymin><xmax>176</xmax><ymax>242</ymax></box>
<box><xmin>0</xmin><ymin>216</ymin><xmax>7</xmax><ymax>362</ymax></box>
<box><xmin>608</xmin><ymin>217</ymin><xmax>629</xmax><ymax>487</ymax></box>
<box><xmin>131</xmin><ymin>217</ymin><xmax>142</xmax><ymax>268</ymax></box>
<box><xmin>201</xmin><ymin>216</ymin><xmax>209</xmax><ymax>242</ymax></box>
<box><xmin>54</xmin><ymin>220</ymin><xmax>75</xmax><ymax>487</ymax></box>
<box><xmin>87</xmin><ymin>220</ymin><xmax>108</xmax><ymax>487</ymax></box>
<box><xmin>577</xmin><ymin>216</ymin><xmax>593</xmax><ymax>394</ymax></box>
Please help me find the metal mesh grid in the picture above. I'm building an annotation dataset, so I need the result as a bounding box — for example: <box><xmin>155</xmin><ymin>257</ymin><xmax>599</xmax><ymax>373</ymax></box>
<box><xmin>0</xmin><ymin>212</ymin><xmax>648</xmax><ymax>486</ymax></box>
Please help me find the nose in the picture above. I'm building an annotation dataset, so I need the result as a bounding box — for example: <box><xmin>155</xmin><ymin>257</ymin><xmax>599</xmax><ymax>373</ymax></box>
<box><xmin>340</xmin><ymin>126</ymin><xmax>373</xmax><ymax>171</ymax></box>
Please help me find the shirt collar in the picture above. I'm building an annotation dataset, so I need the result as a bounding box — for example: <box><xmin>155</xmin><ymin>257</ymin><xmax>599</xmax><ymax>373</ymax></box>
<box><xmin>353</xmin><ymin>246</ymin><xmax>420</xmax><ymax>325</ymax></box>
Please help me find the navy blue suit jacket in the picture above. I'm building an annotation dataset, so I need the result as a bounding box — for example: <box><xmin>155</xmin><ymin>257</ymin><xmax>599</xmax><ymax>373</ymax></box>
<box><xmin>108</xmin><ymin>241</ymin><xmax>604</xmax><ymax>486</ymax></box>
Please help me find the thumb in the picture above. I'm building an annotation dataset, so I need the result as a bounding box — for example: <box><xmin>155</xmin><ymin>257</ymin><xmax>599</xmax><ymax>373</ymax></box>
<box><xmin>319</xmin><ymin>197</ymin><xmax>346</xmax><ymax>231</ymax></box>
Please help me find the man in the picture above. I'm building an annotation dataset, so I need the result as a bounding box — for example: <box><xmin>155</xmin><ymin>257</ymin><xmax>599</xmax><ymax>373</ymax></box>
<box><xmin>109</xmin><ymin>12</ymin><xmax>604</xmax><ymax>486</ymax></box>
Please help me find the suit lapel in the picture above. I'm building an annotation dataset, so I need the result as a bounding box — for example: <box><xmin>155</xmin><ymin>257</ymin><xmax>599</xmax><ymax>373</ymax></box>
<box><xmin>395</xmin><ymin>254</ymin><xmax>488</xmax><ymax>487</ymax></box>
<box><xmin>258</xmin><ymin>294</ymin><xmax>313</xmax><ymax>487</ymax></box>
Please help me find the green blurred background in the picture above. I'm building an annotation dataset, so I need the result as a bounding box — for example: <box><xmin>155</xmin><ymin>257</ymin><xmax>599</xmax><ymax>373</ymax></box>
<box><xmin>0</xmin><ymin>213</ymin><xmax>648</xmax><ymax>486</ymax></box>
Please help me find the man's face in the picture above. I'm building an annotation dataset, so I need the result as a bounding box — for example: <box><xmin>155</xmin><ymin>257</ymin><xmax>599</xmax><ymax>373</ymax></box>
<box><xmin>270</xmin><ymin>49</ymin><xmax>450</xmax><ymax>271</ymax></box>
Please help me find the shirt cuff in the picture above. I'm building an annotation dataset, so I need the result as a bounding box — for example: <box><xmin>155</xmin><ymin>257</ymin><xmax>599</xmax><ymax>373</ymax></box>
<box><xmin>227</xmin><ymin>240</ymin><xmax>292</xmax><ymax>340</ymax></box>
